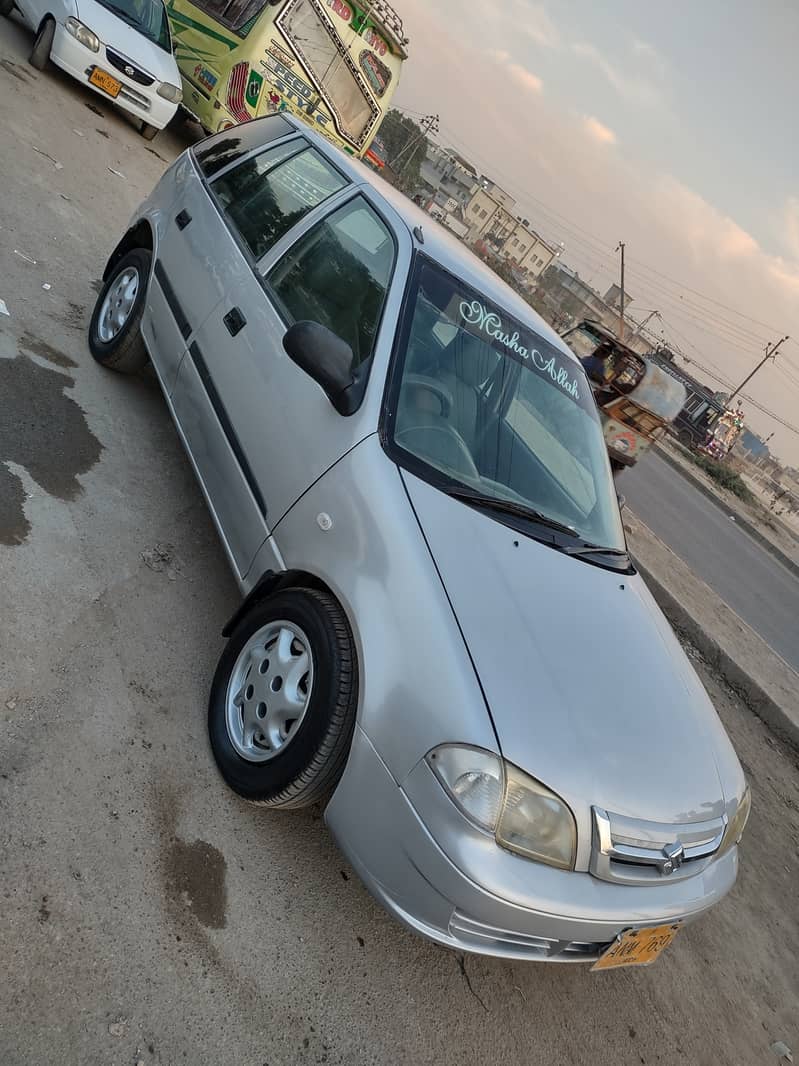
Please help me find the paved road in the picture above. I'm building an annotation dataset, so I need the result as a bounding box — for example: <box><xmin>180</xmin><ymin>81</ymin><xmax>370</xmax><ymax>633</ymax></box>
<box><xmin>1</xmin><ymin>15</ymin><xmax>798</xmax><ymax>1065</ymax></box>
<box><xmin>624</xmin><ymin>451</ymin><xmax>799</xmax><ymax>673</ymax></box>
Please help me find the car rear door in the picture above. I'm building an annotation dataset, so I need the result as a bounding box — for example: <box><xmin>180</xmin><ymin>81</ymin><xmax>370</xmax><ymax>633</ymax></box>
<box><xmin>141</xmin><ymin>119</ymin><xmax>300</xmax><ymax>394</ymax></box>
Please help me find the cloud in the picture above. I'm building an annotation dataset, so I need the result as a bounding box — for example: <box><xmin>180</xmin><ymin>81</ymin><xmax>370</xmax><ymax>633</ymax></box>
<box><xmin>488</xmin><ymin>48</ymin><xmax>510</xmax><ymax>64</ymax></box>
<box><xmin>522</xmin><ymin>4</ymin><xmax>561</xmax><ymax>48</ymax></box>
<box><xmin>582</xmin><ymin>115</ymin><xmax>617</xmax><ymax>145</ymax></box>
<box><xmin>631</xmin><ymin>37</ymin><xmax>666</xmax><ymax>75</ymax></box>
<box><xmin>508</xmin><ymin>63</ymin><xmax>543</xmax><ymax>93</ymax></box>
<box><xmin>784</xmin><ymin>197</ymin><xmax>799</xmax><ymax>261</ymax></box>
<box><xmin>572</xmin><ymin>41</ymin><xmax>661</xmax><ymax>105</ymax></box>
<box><xmin>654</xmin><ymin>177</ymin><xmax>759</xmax><ymax>261</ymax></box>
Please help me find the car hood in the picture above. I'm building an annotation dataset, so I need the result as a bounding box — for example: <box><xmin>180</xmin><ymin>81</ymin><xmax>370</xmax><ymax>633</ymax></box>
<box><xmin>403</xmin><ymin>472</ymin><xmax>740</xmax><ymax>826</ymax></box>
<box><xmin>75</xmin><ymin>0</ymin><xmax>178</xmax><ymax>82</ymax></box>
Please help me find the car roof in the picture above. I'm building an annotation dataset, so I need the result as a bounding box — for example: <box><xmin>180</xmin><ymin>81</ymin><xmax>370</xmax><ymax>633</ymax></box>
<box><xmin>273</xmin><ymin>116</ymin><xmax>575</xmax><ymax>362</ymax></box>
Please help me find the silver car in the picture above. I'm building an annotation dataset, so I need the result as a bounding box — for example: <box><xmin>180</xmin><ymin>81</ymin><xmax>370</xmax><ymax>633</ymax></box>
<box><xmin>89</xmin><ymin>114</ymin><xmax>749</xmax><ymax>968</ymax></box>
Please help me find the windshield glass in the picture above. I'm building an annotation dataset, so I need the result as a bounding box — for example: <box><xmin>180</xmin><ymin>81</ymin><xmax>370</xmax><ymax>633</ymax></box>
<box><xmin>98</xmin><ymin>0</ymin><xmax>171</xmax><ymax>49</ymax></box>
<box><xmin>389</xmin><ymin>261</ymin><xmax>626</xmax><ymax>552</ymax></box>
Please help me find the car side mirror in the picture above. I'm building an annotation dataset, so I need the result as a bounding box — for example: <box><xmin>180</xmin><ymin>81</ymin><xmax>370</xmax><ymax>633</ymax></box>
<box><xmin>283</xmin><ymin>321</ymin><xmax>357</xmax><ymax>415</ymax></box>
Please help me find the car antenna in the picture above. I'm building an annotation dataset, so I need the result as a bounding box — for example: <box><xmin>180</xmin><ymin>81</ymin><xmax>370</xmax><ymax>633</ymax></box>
<box><xmin>413</xmin><ymin>225</ymin><xmax>424</xmax><ymax>244</ymax></box>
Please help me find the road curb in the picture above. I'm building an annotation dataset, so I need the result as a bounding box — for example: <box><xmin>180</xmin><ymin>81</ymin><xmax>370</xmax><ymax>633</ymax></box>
<box><xmin>653</xmin><ymin>445</ymin><xmax>799</xmax><ymax>580</ymax></box>
<box><xmin>634</xmin><ymin>558</ymin><xmax>799</xmax><ymax>753</ymax></box>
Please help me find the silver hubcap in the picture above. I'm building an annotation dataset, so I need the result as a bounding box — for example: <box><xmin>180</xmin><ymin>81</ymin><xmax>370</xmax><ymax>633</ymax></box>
<box><xmin>225</xmin><ymin>621</ymin><xmax>314</xmax><ymax>763</ymax></box>
<box><xmin>97</xmin><ymin>267</ymin><xmax>139</xmax><ymax>342</ymax></box>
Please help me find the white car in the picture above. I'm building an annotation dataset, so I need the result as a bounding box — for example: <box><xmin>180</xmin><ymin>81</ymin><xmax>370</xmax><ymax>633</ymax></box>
<box><xmin>3</xmin><ymin>0</ymin><xmax>182</xmax><ymax>139</ymax></box>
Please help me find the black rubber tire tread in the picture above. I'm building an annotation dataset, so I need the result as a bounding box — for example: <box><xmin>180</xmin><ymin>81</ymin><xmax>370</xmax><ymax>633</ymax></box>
<box><xmin>0</xmin><ymin>0</ymin><xmax>16</xmax><ymax>17</ymax></box>
<box><xmin>29</xmin><ymin>17</ymin><xmax>54</xmax><ymax>69</ymax></box>
<box><xmin>208</xmin><ymin>588</ymin><xmax>358</xmax><ymax>810</ymax></box>
<box><xmin>88</xmin><ymin>248</ymin><xmax>151</xmax><ymax>374</ymax></box>
<box><xmin>140</xmin><ymin>122</ymin><xmax>159</xmax><ymax>141</ymax></box>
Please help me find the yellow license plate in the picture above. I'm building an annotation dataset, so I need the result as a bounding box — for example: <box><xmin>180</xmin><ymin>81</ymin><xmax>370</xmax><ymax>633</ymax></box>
<box><xmin>592</xmin><ymin>922</ymin><xmax>682</xmax><ymax>972</ymax></box>
<box><xmin>89</xmin><ymin>68</ymin><xmax>122</xmax><ymax>98</ymax></box>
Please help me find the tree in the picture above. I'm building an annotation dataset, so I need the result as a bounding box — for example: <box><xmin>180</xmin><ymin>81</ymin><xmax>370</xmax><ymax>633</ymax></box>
<box><xmin>379</xmin><ymin>109</ymin><xmax>429</xmax><ymax>195</ymax></box>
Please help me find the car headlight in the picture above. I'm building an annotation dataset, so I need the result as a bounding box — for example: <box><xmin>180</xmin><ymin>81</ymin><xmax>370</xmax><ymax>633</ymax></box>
<box><xmin>157</xmin><ymin>82</ymin><xmax>183</xmax><ymax>103</ymax></box>
<box><xmin>426</xmin><ymin>745</ymin><xmax>577</xmax><ymax>870</ymax></box>
<box><xmin>718</xmin><ymin>785</ymin><xmax>751</xmax><ymax>857</ymax></box>
<box><xmin>65</xmin><ymin>16</ymin><xmax>99</xmax><ymax>52</ymax></box>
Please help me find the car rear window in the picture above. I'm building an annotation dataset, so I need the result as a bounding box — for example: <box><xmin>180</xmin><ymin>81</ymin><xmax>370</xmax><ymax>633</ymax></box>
<box><xmin>193</xmin><ymin>115</ymin><xmax>295</xmax><ymax>178</ymax></box>
<box><xmin>210</xmin><ymin>143</ymin><xmax>349</xmax><ymax>260</ymax></box>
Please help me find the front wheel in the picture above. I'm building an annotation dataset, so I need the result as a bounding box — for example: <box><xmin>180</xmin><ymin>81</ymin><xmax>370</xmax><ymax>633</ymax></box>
<box><xmin>140</xmin><ymin>122</ymin><xmax>159</xmax><ymax>141</ymax></box>
<box><xmin>88</xmin><ymin>248</ymin><xmax>151</xmax><ymax>373</ymax></box>
<box><xmin>208</xmin><ymin>589</ymin><xmax>358</xmax><ymax>808</ymax></box>
<box><xmin>29</xmin><ymin>17</ymin><xmax>54</xmax><ymax>69</ymax></box>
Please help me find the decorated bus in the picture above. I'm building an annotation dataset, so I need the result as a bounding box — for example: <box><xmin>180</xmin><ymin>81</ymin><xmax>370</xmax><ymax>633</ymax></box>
<box><xmin>167</xmin><ymin>0</ymin><xmax>408</xmax><ymax>156</ymax></box>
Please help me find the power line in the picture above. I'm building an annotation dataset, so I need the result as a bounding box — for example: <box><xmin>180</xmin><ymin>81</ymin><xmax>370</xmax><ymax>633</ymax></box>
<box><xmin>395</xmin><ymin>105</ymin><xmax>793</xmax><ymax>341</ymax></box>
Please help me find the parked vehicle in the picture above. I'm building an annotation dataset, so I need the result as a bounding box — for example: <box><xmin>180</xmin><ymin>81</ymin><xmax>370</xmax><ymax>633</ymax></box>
<box><xmin>88</xmin><ymin>115</ymin><xmax>749</xmax><ymax>967</ymax></box>
<box><xmin>2</xmin><ymin>0</ymin><xmax>182</xmax><ymax>138</ymax></box>
<box><xmin>165</xmin><ymin>0</ymin><xmax>407</xmax><ymax>153</ymax></box>
<box><xmin>562</xmin><ymin>321</ymin><xmax>687</xmax><ymax>473</ymax></box>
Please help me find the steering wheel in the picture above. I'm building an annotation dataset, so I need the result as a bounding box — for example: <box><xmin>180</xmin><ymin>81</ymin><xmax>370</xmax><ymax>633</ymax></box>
<box><xmin>402</xmin><ymin>374</ymin><xmax>453</xmax><ymax>418</ymax></box>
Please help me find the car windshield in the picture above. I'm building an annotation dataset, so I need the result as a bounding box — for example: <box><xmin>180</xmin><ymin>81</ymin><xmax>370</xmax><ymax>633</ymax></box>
<box><xmin>97</xmin><ymin>0</ymin><xmax>171</xmax><ymax>50</ymax></box>
<box><xmin>389</xmin><ymin>261</ymin><xmax>626</xmax><ymax>553</ymax></box>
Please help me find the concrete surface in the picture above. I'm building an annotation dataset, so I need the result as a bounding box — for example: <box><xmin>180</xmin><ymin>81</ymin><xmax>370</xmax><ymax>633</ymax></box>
<box><xmin>623</xmin><ymin>450</ymin><xmax>799</xmax><ymax>673</ymax></box>
<box><xmin>654</xmin><ymin>442</ymin><xmax>799</xmax><ymax>578</ymax></box>
<box><xmin>1</xmin><ymin>16</ymin><xmax>798</xmax><ymax>1066</ymax></box>
<box><xmin>627</xmin><ymin>518</ymin><xmax>799</xmax><ymax>751</ymax></box>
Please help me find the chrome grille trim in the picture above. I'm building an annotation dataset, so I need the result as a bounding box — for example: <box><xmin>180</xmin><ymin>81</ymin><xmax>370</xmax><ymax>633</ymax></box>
<box><xmin>105</xmin><ymin>48</ymin><xmax>155</xmax><ymax>86</ymax></box>
<box><xmin>591</xmin><ymin>806</ymin><xmax>726</xmax><ymax>886</ymax></box>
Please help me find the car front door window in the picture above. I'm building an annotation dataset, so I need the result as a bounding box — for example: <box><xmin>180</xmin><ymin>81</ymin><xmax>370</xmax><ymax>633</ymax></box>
<box><xmin>266</xmin><ymin>196</ymin><xmax>395</xmax><ymax>367</ymax></box>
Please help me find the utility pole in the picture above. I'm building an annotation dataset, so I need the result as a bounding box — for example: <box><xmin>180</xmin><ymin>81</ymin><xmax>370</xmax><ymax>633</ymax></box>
<box><xmin>389</xmin><ymin>114</ymin><xmax>439</xmax><ymax>177</ymax></box>
<box><xmin>632</xmin><ymin>309</ymin><xmax>659</xmax><ymax>337</ymax></box>
<box><xmin>615</xmin><ymin>241</ymin><xmax>626</xmax><ymax>341</ymax></box>
<box><xmin>727</xmin><ymin>335</ymin><xmax>790</xmax><ymax>404</ymax></box>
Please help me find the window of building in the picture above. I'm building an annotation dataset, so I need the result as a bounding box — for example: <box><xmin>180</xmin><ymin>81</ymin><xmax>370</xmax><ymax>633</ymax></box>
<box><xmin>480</xmin><ymin>208</ymin><xmax>488</xmax><ymax>218</ymax></box>
<box><xmin>267</xmin><ymin>195</ymin><xmax>395</xmax><ymax>367</ymax></box>
<box><xmin>212</xmin><ymin>143</ymin><xmax>348</xmax><ymax>261</ymax></box>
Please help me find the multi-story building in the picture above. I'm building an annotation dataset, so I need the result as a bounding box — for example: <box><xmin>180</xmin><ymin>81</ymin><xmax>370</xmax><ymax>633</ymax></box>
<box><xmin>419</xmin><ymin>145</ymin><xmax>478</xmax><ymax>208</ymax></box>
<box><xmin>464</xmin><ymin>181</ymin><xmax>557</xmax><ymax>280</ymax></box>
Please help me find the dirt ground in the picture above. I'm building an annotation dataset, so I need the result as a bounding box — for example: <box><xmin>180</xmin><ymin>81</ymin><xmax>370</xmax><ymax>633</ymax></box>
<box><xmin>0</xmin><ymin>13</ymin><xmax>798</xmax><ymax>1065</ymax></box>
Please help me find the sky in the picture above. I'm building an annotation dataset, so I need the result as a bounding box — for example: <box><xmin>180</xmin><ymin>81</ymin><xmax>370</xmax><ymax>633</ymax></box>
<box><xmin>392</xmin><ymin>0</ymin><xmax>799</xmax><ymax>464</ymax></box>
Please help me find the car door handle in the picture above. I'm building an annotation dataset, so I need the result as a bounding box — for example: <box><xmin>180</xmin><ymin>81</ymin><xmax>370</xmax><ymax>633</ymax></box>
<box><xmin>223</xmin><ymin>307</ymin><xmax>247</xmax><ymax>337</ymax></box>
<box><xmin>175</xmin><ymin>209</ymin><xmax>192</xmax><ymax>230</ymax></box>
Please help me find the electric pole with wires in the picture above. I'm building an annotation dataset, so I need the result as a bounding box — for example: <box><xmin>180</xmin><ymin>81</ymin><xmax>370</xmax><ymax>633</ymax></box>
<box><xmin>389</xmin><ymin>113</ymin><xmax>439</xmax><ymax>178</ymax></box>
<box><xmin>727</xmin><ymin>335</ymin><xmax>790</xmax><ymax>404</ymax></box>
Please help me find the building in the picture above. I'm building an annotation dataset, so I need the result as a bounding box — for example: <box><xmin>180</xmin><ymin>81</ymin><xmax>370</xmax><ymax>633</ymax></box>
<box><xmin>464</xmin><ymin>182</ymin><xmax>557</xmax><ymax>280</ymax></box>
<box><xmin>418</xmin><ymin>145</ymin><xmax>478</xmax><ymax>208</ymax></box>
<box><xmin>604</xmin><ymin>283</ymin><xmax>634</xmax><ymax>311</ymax></box>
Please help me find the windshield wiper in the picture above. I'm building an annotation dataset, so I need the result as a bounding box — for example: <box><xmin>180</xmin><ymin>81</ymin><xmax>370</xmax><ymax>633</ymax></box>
<box><xmin>443</xmin><ymin>486</ymin><xmax>579</xmax><ymax>538</ymax></box>
<box><xmin>560</xmin><ymin>544</ymin><xmax>629</xmax><ymax>558</ymax></box>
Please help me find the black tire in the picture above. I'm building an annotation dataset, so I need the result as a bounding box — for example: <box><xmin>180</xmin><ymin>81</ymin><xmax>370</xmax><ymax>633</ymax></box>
<box><xmin>140</xmin><ymin>122</ymin><xmax>159</xmax><ymax>141</ymax></box>
<box><xmin>88</xmin><ymin>248</ymin><xmax>151</xmax><ymax>374</ymax></box>
<box><xmin>29</xmin><ymin>17</ymin><xmax>54</xmax><ymax>70</ymax></box>
<box><xmin>0</xmin><ymin>0</ymin><xmax>15</xmax><ymax>18</ymax></box>
<box><xmin>208</xmin><ymin>588</ymin><xmax>358</xmax><ymax>808</ymax></box>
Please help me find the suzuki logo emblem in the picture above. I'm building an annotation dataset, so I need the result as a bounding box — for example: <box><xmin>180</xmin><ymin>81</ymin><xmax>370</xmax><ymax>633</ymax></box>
<box><xmin>658</xmin><ymin>842</ymin><xmax>685</xmax><ymax>876</ymax></box>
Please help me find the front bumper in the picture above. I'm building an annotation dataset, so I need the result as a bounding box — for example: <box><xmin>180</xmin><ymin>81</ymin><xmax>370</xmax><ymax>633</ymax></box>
<box><xmin>325</xmin><ymin>727</ymin><xmax>739</xmax><ymax>962</ymax></box>
<box><xmin>50</xmin><ymin>25</ymin><xmax>177</xmax><ymax>130</ymax></box>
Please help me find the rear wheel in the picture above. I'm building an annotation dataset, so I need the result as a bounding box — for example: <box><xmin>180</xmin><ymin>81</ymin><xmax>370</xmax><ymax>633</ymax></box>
<box><xmin>88</xmin><ymin>248</ymin><xmax>151</xmax><ymax>374</ymax></box>
<box><xmin>29</xmin><ymin>17</ymin><xmax>54</xmax><ymax>70</ymax></box>
<box><xmin>208</xmin><ymin>589</ymin><xmax>358</xmax><ymax>808</ymax></box>
<box><xmin>140</xmin><ymin>122</ymin><xmax>159</xmax><ymax>141</ymax></box>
